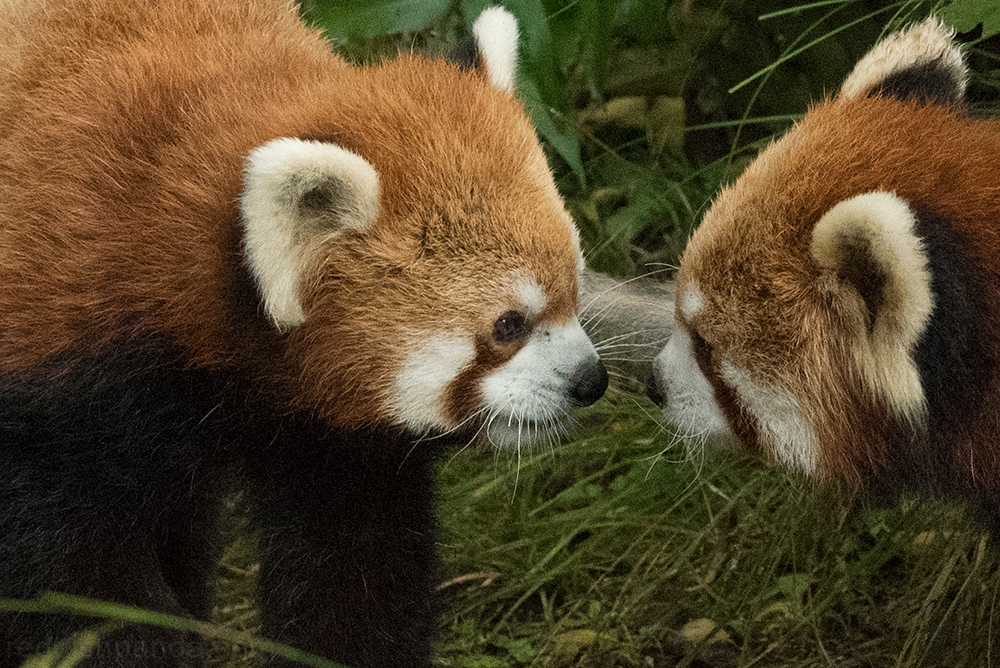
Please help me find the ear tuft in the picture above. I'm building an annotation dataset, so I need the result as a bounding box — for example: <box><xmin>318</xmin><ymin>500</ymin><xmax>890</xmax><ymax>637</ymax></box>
<box><xmin>471</xmin><ymin>6</ymin><xmax>519</xmax><ymax>93</ymax></box>
<box><xmin>839</xmin><ymin>17</ymin><xmax>967</xmax><ymax>105</ymax></box>
<box><xmin>810</xmin><ymin>191</ymin><xmax>933</xmax><ymax>426</ymax></box>
<box><xmin>240</xmin><ymin>138</ymin><xmax>380</xmax><ymax>328</ymax></box>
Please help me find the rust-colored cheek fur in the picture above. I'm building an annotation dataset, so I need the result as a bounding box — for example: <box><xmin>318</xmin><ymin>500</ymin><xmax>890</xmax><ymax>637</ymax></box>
<box><xmin>683</xmin><ymin>96</ymin><xmax>1000</xmax><ymax>500</ymax></box>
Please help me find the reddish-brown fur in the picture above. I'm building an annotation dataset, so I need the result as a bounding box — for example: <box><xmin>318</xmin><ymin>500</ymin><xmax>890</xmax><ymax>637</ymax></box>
<box><xmin>680</xmin><ymin>96</ymin><xmax>1000</xmax><ymax>493</ymax></box>
<box><xmin>0</xmin><ymin>0</ymin><xmax>579</xmax><ymax>428</ymax></box>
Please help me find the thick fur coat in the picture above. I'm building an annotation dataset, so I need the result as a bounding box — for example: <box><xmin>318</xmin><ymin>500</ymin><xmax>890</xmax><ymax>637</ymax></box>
<box><xmin>0</xmin><ymin>1</ymin><xmax>607</xmax><ymax>665</ymax></box>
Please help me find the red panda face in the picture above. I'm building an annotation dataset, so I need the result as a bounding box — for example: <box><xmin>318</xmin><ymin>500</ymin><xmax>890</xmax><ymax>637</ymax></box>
<box><xmin>281</xmin><ymin>129</ymin><xmax>601</xmax><ymax>444</ymax></box>
<box><xmin>240</xmin><ymin>10</ymin><xmax>606</xmax><ymax>445</ymax></box>
<box><xmin>650</xmin><ymin>18</ymin><xmax>1000</xmax><ymax>487</ymax></box>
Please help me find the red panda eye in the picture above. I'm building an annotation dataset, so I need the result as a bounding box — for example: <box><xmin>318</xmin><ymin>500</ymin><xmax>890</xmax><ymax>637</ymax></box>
<box><xmin>493</xmin><ymin>310</ymin><xmax>530</xmax><ymax>344</ymax></box>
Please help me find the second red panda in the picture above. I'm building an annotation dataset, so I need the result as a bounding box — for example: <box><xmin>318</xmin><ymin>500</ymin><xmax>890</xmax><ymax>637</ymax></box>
<box><xmin>649</xmin><ymin>18</ymin><xmax>1000</xmax><ymax>532</ymax></box>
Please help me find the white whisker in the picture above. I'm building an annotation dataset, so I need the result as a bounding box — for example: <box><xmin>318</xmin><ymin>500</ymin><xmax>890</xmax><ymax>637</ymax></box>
<box><xmin>579</xmin><ymin>267</ymin><xmax>674</xmax><ymax>321</ymax></box>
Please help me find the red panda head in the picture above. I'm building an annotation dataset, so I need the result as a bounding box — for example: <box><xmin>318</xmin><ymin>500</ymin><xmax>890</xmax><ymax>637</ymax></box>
<box><xmin>240</xmin><ymin>8</ymin><xmax>607</xmax><ymax>445</ymax></box>
<box><xmin>650</xmin><ymin>18</ymin><xmax>1000</xmax><ymax>488</ymax></box>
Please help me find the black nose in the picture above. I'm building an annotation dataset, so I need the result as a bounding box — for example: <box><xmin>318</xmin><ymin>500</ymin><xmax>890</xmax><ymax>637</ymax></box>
<box><xmin>645</xmin><ymin>371</ymin><xmax>664</xmax><ymax>406</ymax></box>
<box><xmin>569</xmin><ymin>358</ymin><xmax>609</xmax><ymax>407</ymax></box>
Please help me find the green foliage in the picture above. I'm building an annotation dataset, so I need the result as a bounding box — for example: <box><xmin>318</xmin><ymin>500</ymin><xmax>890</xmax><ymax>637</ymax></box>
<box><xmin>944</xmin><ymin>0</ymin><xmax>1000</xmax><ymax>36</ymax></box>
<box><xmin>305</xmin><ymin>0</ymin><xmax>1000</xmax><ymax>277</ymax></box>
<box><xmin>301</xmin><ymin>0</ymin><xmax>450</xmax><ymax>40</ymax></box>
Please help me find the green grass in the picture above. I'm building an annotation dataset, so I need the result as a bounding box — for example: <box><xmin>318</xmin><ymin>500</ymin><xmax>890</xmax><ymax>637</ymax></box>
<box><xmin>14</xmin><ymin>401</ymin><xmax>1000</xmax><ymax>667</ymax></box>
<box><xmin>23</xmin><ymin>397</ymin><xmax>1000</xmax><ymax>668</ymax></box>
<box><xmin>434</xmin><ymin>397</ymin><xmax>1000</xmax><ymax>667</ymax></box>
<box><xmin>193</xmin><ymin>392</ymin><xmax>1000</xmax><ymax>667</ymax></box>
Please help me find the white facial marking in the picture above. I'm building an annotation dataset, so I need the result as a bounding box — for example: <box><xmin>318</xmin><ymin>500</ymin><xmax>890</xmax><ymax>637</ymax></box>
<box><xmin>480</xmin><ymin>316</ymin><xmax>599</xmax><ymax>447</ymax></box>
<box><xmin>678</xmin><ymin>283</ymin><xmax>704</xmax><ymax>323</ymax></box>
<box><xmin>514</xmin><ymin>278</ymin><xmax>547</xmax><ymax>318</ymax></box>
<box><xmin>720</xmin><ymin>362</ymin><xmax>819</xmax><ymax>474</ymax></box>
<box><xmin>388</xmin><ymin>333</ymin><xmax>476</xmax><ymax>433</ymax></box>
<box><xmin>654</xmin><ymin>326</ymin><xmax>734</xmax><ymax>446</ymax></box>
<box><xmin>472</xmin><ymin>7</ymin><xmax>519</xmax><ymax>93</ymax></box>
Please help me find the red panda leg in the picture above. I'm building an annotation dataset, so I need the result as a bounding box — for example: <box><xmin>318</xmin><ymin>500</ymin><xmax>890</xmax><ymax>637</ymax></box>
<box><xmin>0</xmin><ymin>510</ymin><xmax>207</xmax><ymax>667</ymax></box>
<box><xmin>62</xmin><ymin>529</ymin><xmax>208</xmax><ymax>666</ymax></box>
<box><xmin>248</xmin><ymin>427</ymin><xmax>438</xmax><ymax>668</ymax></box>
<box><xmin>0</xmin><ymin>343</ymin><xmax>224</xmax><ymax>667</ymax></box>
<box><xmin>154</xmin><ymin>476</ymin><xmax>225</xmax><ymax>622</ymax></box>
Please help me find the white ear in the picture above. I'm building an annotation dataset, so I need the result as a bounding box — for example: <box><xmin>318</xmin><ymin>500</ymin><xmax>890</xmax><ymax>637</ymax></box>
<box><xmin>472</xmin><ymin>6</ymin><xmax>519</xmax><ymax>93</ymax></box>
<box><xmin>240</xmin><ymin>138</ymin><xmax>380</xmax><ymax>328</ymax></box>
<box><xmin>811</xmin><ymin>191</ymin><xmax>932</xmax><ymax>337</ymax></box>
<box><xmin>839</xmin><ymin>17</ymin><xmax>967</xmax><ymax>103</ymax></box>
<box><xmin>810</xmin><ymin>191</ymin><xmax>933</xmax><ymax>426</ymax></box>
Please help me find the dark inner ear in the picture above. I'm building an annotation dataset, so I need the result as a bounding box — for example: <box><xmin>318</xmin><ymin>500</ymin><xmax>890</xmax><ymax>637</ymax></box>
<box><xmin>869</xmin><ymin>58</ymin><xmax>962</xmax><ymax>106</ymax></box>
<box><xmin>297</xmin><ymin>177</ymin><xmax>349</xmax><ymax>235</ymax></box>
<box><xmin>838</xmin><ymin>231</ymin><xmax>887</xmax><ymax>331</ymax></box>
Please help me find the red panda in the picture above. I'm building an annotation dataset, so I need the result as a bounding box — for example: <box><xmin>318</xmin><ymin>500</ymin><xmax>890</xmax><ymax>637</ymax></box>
<box><xmin>0</xmin><ymin>1</ymin><xmax>608</xmax><ymax>665</ymax></box>
<box><xmin>648</xmin><ymin>18</ymin><xmax>1000</xmax><ymax>532</ymax></box>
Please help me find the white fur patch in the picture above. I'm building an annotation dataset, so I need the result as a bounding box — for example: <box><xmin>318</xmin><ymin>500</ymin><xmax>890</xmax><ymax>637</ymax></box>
<box><xmin>388</xmin><ymin>333</ymin><xmax>476</xmax><ymax>433</ymax></box>
<box><xmin>480</xmin><ymin>316</ymin><xmax>599</xmax><ymax>447</ymax></box>
<box><xmin>472</xmin><ymin>6</ymin><xmax>519</xmax><ymax>93</ymax></box>
<box><xmin>839</xmin><ymin>17</ymin><xmax>966</xmax><ymax>101</ymax></box>
<box><xmin>241</xmin><ymin>138</ymin><xmax>380</xmax><ymax>328</ymax></box>
<box><xmin>678</xmin><ymin>283</ymin><xmax>705</xmax><ymax>323</ymax></box>
<box><xmin>654</xmin><ymin>326</ymin><xmax>735</xmax><ymax>447</ymax></box>
<box><xmin>810</xmin><ymin>191</ymin><xmax>931</xmax><ymax>427</ymax></box>
<box><xmin>514</xmin><ymin>277</ymin><xmax>548</xmax><ymax>318</ymax></box>
<box><xmin>720</xmin><ymin>361</ymin><xmax>819</xmax><ymax>474</ymax></box>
